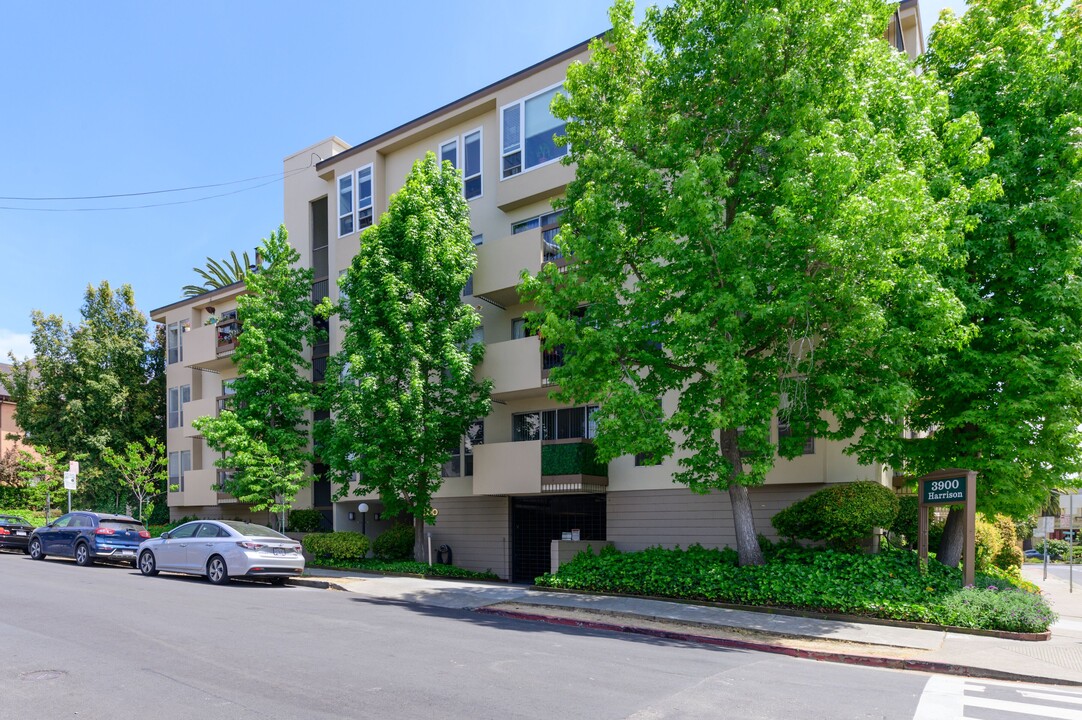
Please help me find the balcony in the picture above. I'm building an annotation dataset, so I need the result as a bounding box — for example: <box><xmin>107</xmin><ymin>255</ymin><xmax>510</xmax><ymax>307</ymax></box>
<box><xmin>477</xmin><ymin>335</ymin><xmax>543</xmax><ymax>400</ymax></box>
<box><xmin>473</xmin><ymin>227</ymin><xmax>564</xmax><ymax>307</ymax></box>
<box><xmin>176</xmin><ymin>468</ymin><xmax>219</xmax><ymax>507</ymax></box>
<box><xmin>496</xmin><ymin>157</ymin><xmax>574</xmax><ymax>212</ymax></box>
<box><xmin>183</xmin><ymin>323</ymin><xmax>239</xmax><ymax>372</ymax></box>
<box><xmin>181</xmin><ymin>396</ymin><xmax>217</xmax><ymax>438</ymax></box>
<box><xmin>472</xmin><ymin>439</ymin><xmax>608</xmax><ymax>496</ymax></box>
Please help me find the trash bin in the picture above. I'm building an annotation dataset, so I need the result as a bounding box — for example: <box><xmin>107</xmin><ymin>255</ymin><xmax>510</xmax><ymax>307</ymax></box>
<box><xmin>436</xmin><ymin>544</ymin><xmax>452</xmax><ymax>565</ymax></box>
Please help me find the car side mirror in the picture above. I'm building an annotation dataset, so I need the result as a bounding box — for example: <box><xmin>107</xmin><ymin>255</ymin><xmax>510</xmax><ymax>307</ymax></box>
<box><xmin>160</xmin><ymin>531</ymin><xmax>171</xmax><ymax>540</ymax></box>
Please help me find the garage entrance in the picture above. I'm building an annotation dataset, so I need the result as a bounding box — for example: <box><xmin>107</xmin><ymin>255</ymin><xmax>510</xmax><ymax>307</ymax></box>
<box><xmin>510</xmin><ymin>494</ymin><xmax>606</xmax><ymax>584</ymax></box>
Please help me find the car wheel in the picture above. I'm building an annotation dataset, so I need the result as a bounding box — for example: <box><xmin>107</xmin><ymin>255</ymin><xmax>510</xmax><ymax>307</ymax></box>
<box><xmin>138</xmin><ymin>551</ymin><xmax>159</xmax><ymax>576</ymax></box>
<box><xmin>74</xmin><ymin>542</ymin><xmax>94</xmax><ymax>567</ymax></box>
<box><xmin>207</xmin><ymin>555</ymin><xmax>230</xmax><ymax>585</ymax></box>
<box><xmin>28</xmin><ymin>538</ymin><xmax>45</xmax><ymax>560</ymax></box>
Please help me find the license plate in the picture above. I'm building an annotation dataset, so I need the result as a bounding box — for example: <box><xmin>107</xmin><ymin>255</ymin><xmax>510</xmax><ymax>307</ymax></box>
<box><xmin>120</xmin><ymin>550</ymin><xmax>134</xmax><ymax>556</ymax></box>
<box><xmin>272</xmin><ymin>548</ymin><xmax>285</xmax><ymax>556</ymax></box>
<box><xmin>15</xmin><ymin>531</ymin><xmax>26</xmax><ymax>536</ymax></box>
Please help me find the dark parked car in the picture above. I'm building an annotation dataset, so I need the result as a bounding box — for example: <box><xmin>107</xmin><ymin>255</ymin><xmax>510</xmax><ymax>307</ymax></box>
<box><xmin>28</xmin><ymin>512</ymin><xmax>150</xmax><ymax>566</ymax></box>
<box><xmin>0</xmin><ymin>514</ymin><xmax>35</xmax><ymax>553</ymax></box>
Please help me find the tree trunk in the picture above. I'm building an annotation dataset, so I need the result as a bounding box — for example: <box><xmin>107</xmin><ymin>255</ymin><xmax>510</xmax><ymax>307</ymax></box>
<box><xmin>937</xmin><ymin>506</ymin><xmax>964</xmax><ymax>568</ymax></box>
<box><xmin>729</xmin><ymin>483</ymin><xmax>765</xmax><ymax>566</ymax></box>
<box><xmin>414</xmin><ymin>515</ymin><xmax>427</xmax><ymax>564</ymax></box>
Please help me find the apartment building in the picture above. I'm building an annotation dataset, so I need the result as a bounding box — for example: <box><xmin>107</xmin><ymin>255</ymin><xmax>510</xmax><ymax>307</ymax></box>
<box><xmin>153</xmin><ymin>7</ymin><xmax>925</xmax><ymax>580</ymax></box>
<box><xmin>0</xmin><ymin>362</ymin><xmax>32</xmax><ymax>459</ymax></box>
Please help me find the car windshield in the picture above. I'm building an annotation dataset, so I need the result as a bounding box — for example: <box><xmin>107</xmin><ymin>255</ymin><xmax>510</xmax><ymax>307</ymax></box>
<box><xmin>100</xmin><ymin>520</ymin><xmax>147</xmax><ymax>531</ymax></box>
<box><xmin>219</xmin><ymin>521</ymin><xmax>288</xmax><ymax>539</ymax></box>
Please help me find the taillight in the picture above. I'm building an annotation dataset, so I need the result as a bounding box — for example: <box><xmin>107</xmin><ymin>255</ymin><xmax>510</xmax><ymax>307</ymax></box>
<box><xmin>95</xmin><ymin>527</ymin><xmax>116</xmax><ymax>535</ymax></box>
<box><xmin>138</xmin><ymin>530</ymin><xmax>150</xmax><ymax>539</ymax></box>
<box><xmin>238</xmin><ymin>541</ymin><xmax>264</xmax><ymax>549</ymax></box>
<box><xmin>0</xmin><ymin>527</ymin><xmax>9</xmax><ymax>535</ymax></box>
<box><xmin>293</xmin><ymin>546</ymin><xmax>302</xmax><ymax>552</ymax></box>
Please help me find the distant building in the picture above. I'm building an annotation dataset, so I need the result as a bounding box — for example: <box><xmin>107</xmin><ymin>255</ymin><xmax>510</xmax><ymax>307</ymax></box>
<box><xmin>0</xmin><ymin>362</ymin><xmax>34</xmax><ymax>459</ymax></box>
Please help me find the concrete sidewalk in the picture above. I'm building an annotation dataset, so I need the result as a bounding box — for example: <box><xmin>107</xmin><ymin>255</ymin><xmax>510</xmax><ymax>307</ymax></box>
<box><xmin>294</xmin><ymin>565</ymin><xmax>1082</xmax><ymax>686</ymax></box>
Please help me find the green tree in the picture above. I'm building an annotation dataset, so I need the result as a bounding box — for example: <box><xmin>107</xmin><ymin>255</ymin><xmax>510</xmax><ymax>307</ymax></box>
<box><xmin>522</xmin><ymin>0</ymin><xmax>988</xmax><ymax>565</ymax></box>
<box><xmin>193</xmin><ymin>227</ymin><xmax>318</xmax><ymax>526</ymax></box>
<box><xmin>101</xmin><ymin>437</ymin><xmax>166</xmax><ymax>522</ymax></box>
<box><xmin>317</xmin><ymin>153</ymin><xmax>491</xmax><ymax>556</ymax></box>
<box><xmin>13</xmin><ymin>445</ymin><xmax>67</xmax><ymax>520</ymax></box>
<box><xmin>889</xmin><ymin>0</ymin><xmax>1082</xmax><ymax>567</ymax></box>
<box><xmin>3</xmin><ymin>282</ymin><xmax>164</xmax><ymax>511</ymax></box>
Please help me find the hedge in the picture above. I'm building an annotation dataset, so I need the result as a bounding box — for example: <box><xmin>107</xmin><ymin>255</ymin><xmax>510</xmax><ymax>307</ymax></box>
<box><xmin>772</xmin><ymin>481</ymin><xmax>899</xmax><ymax>549</ymax></box>
<box><xmin>302</xmin><ymin>531</ymin><xmax>370</xmax><ymax>562</ymax></box>
<box><xmin>373</xmin><ymin>524</ymin><xmax>415</xmax><ymax>561</ymax></box>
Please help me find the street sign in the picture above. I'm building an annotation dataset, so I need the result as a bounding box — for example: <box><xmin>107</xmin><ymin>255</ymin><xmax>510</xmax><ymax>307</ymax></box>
<box><xmin>920</xmin><ymin>475</ymin><xmax>967</xmax><ymax>505</ymax></box>
<box><xmin>69</xmin><ymin>460</ymin><xmax>79</xmax><ymax>475</ymax></box>
<box><xmin>63</xmin><ymin>471</ymin><xmax>77</xmax><ymax>491</ymax></box>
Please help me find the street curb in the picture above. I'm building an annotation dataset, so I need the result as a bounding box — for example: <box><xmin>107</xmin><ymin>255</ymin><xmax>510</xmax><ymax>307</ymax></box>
<box><xmin>475</xmin><ymin>607</ymin><xmax>1081</xmax><ymax>687</ymax></box>
<box><xmin>288</xmin><ymin>577</ymin><xmax>347</xmax><ymax>591</ymax></box>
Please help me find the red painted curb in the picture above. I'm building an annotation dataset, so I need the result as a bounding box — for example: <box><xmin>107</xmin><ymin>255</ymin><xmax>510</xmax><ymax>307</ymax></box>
<box><xmin>475</xmin><ymin>607</ymin><xmax>1080</xmax><ymax>687</ymax></box>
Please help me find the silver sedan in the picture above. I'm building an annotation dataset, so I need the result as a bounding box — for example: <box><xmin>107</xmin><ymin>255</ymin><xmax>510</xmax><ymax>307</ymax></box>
<box><xmin>137</xmin><ymin>520</ymin><xmax>304</xmax><ymax>585</ymax></box>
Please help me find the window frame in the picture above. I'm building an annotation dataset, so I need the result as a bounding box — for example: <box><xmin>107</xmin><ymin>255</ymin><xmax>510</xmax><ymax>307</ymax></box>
<box><xmin>355</xmin><ymin>164</ymin><xmax>374</xmax><ymax>231</ymax></box>
<box><xmin>337</xmin><ymin>173</ymin><xmax>354</xmax><ymax>237</ymax></box>
<box><xmin>500</xmin><ymin>81</ymin><xmax>568</xmax><ymax>180</ymax></box>
<box><xmin>462</xmin><ymin>127</ymin><xmax>483</xmax><ymax>200</ymax></box>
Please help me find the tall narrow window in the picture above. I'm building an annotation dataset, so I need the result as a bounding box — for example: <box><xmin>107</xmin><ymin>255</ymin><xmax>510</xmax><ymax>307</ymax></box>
<box><xmin>180</xmin><ymin>450</ymin><xmax>191</xmax><ymax>492</ymax></box>
<box><xmin>356</xmin><ymin>165</ymin><xmax>374</xmax><ymax>230</ymax></box>
<box><xmin>168</xmin><ymin>452</ymin><xmax>179</xmax><ymax>491</ymax></box>
<box><xmin>502</xmin><ymin>104</ymin><xmax>522</xmax><ymax>177</ymax></box>
<box><xmin>179</xmin><ymin>385</ymin><xmax>191</xmax><ymax>426</ymax></box>
<box><xmin>463</xmin><ymin>129</ymin><xmax>482</xmax><ymax>199</ymax></box>
<box><xmin>338</xmin><ymin>174</ymin><xmax>354</xmax><ymax>236</ymax></box>
<box><xmin>166</xmin><ymin>323</ymin><xmax>180</xmax><ymax>365</ymax></box>
<box><xmin>167</xmin><ymin>387</ymin><xmax>180</xmax><ymax>429</ymax></box>
<box><xmin>464</xmin><ymin>420</ymin><xmax>484</xmax><ymax>476</ymax></box>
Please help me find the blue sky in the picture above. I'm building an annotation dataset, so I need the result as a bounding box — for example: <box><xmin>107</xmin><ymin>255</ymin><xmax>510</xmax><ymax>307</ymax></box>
<box><xmin>0</xmin><ymin>0</ymin><xmax>966</xmax><ymax>360</ymax></box>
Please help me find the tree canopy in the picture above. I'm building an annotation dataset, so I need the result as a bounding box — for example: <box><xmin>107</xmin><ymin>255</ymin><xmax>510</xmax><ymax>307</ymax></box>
<box><xmin>317</xmin><ymin>153</ymin><xmax>491</xmax><ymax>541</ymax></box>
<box><xmin>522</xmin><ymin>0</ymin><xmax>989</xmax><ymax>565</ymax></box>
<box><xmin>3</xmin><ymin>282</ymin><xmax>163</xmax><ymax>512</ymax></box>
<box><xmin>193</xmin><ymin>227</ymin><xmax>319</xmax><ymax>522</ymax></box>
<box><xmin>888</xmin><ymin>0</ymin><xmax>1082</xmax><ymax>564</ymax></box>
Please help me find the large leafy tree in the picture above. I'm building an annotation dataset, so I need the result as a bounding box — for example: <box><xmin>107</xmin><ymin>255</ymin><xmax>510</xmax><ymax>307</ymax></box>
<box><xmin>3</xmin><ymin>282</ymin><xmax>164</xmax><ymax>511</ymax></box>
<box><xmin>317</xmin><ymin>153</ymin><xmax>491</xmax><ymax>553</ymax></box>
<box><xmin>892</xmin><ymin>0</ymin><xmax>1082</xmax><ymax>566</ymax></box>
<box><xmin>523</xmin><ymin>0</ymin><xmax>989</xmax><ymax>565</ymax></box>
<box><xmin>101</xmin><ymin>437</ymin><xmax>167</xmax><ymax>522</ymax></box>
<box><xmin>193</xmin><ymin>227</ymin><xmax>318</xmax><ymax>526</ymax></box>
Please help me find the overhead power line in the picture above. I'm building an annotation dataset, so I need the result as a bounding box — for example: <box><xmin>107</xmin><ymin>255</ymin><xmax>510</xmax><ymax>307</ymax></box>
<box><xmin>0</xmin><ymin>167</ymin><xmax>306</xmax><ymax>201</ymax></box>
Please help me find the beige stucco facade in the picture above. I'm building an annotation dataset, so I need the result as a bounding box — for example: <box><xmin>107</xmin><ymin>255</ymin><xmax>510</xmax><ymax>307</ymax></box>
<box><xmin>153</xmin><ymin>16</ymin><xmax>924</xmax><ymax>578</ymax></box>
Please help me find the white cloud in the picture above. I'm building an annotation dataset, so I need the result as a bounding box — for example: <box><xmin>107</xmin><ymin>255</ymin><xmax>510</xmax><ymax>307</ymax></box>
<box><xmin>0</xmin><ymin>329</ymin><xmax>34</xmax><ymax>362</ymax></box>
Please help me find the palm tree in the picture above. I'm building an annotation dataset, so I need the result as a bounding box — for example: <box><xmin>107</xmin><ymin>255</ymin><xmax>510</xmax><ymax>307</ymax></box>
<box><xmin>182</xmin><ymin>250</ymin><xmax>260</xmax><ymax>297</ymax></box>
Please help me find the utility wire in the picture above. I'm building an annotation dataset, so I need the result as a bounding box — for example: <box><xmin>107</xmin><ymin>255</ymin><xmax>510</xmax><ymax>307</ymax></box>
<box><xmin>0</xmin><ymin>175</ymin><xmax>295</xmax><ymax>212</ymax></box>
<box><xmin>0</xmin><ymin>167</ymin><xmax>307</xmax><ymax>201</ymax></box>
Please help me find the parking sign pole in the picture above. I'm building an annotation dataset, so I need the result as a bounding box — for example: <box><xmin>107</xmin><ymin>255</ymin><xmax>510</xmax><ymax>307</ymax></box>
<box><xmin>1071</xmin><ymin>493</ymin><xmax>1074</xmax><ymax>593</ymax></box>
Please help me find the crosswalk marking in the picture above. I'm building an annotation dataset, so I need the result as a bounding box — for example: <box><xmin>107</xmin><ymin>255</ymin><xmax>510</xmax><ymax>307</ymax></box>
<box><xmin>914</xmin><ymin>675</ymin><xmax>1082</xmax><ymax>719</ymax></box>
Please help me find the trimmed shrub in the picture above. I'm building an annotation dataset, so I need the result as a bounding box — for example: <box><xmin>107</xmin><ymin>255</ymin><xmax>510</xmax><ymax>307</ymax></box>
<box><xmin>771</xmin><ymin>481</ymin><xmax>900</xmax><ymax>550</ymax></box>
<box><xmin>302</xmin><ymin>531</ymin><xmax>370</xmax><ymax>562</ymax></box>
<box><xmin>288</xmin><ymin>508</ymin><xmax>327</xmax><ymax>533</ymax></box>
<box><xmin>990</xmin><ymin>514</ymin><xmax>1023</xmax><ymax>574</ymax></box>
<box><xmin>974</xmin><ymin>517</ymin><xmax>1003</xmax><ymax>573</ymax></box>
<box><xmin>373</xmin><ymin>524</ymin><xmax>415</xmax><ymax>561</ymax></box>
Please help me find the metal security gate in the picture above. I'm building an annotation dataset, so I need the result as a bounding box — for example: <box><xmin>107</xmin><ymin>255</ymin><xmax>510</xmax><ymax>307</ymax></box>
<box><xmin>510</xmin><ymin>494</ymin><xmax>606</xmax><ymax>584</ymax></box>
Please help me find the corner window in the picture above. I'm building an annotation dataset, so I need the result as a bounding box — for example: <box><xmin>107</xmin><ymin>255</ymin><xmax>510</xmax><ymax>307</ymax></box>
<box><xmin>166</xmin><ymin>321</ymin><xmax>188</xmax><ymax>365</ymax></box>
<box><xmin>502</xmin><ymin>83</ymin><xmax>567</xmax><ymax>179</ymax></box>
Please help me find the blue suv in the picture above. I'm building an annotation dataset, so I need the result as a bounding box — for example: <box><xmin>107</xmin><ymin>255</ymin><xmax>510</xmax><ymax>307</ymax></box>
<box><xmin>28</xmin><ymin>512</ymin><xmax>150</xmax><ymax>567</ymax></box>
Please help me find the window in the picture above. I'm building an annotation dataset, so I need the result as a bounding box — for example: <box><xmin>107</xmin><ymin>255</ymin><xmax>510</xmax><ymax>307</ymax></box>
<box><xmin>180</xmin><ymin>450</ymin><xmax>191</xmax><ymax>491</ymax></box>
<box><xmin>777</xmin><ymin>418</ymin><xmax>815</xmax><ymax>455</ymax></box>
<box><xmin>442</xmin><ymin>442</ymin><xmax>461</xmax><ymax>477</ymax></box>
<box><xmin>166</xmin><ymin>321</ymin><xmax>188</xmax><ymax>365</ymax></box>
<box><xmin>511</xmin><ymin>317</ymin><xmax>536</xmax><ymax>340</ymax></box>
<box><xmin>440</xmin><ymin>130</ymin><xmax>482</xmax><ymax>200</ymax></box>
<box><xmin>440</xmin><ymin>138</ymin><xmax>458</xmax><ymax>169</ymax></box>
<box><xmin>338</xmin><ymin>166</ymin><xmax>374</xmax><ymax>236</ymax></box>
<box><xmin>180</xmin><ymin>385</ymin><xmax>190</xmax><ymax>425</ymax></box>
<box><xmin>512</xmin><ymin>406</ymin><xmax>598</xmax><ymax>442</ymax></box>
<box><xmin>168</xmin><ymin>452</ymin><xmax>179</xmax><ymax>491</ymax></box>
<box><xmin>512</xmin><ymin>210</ymin><xmax>564</xmax><ymax>262</ymax></box>
<box><xmin>463</xmin><ymin>129</ymin><xmax>482</xmax><ymax>199</ymax></box>
<box><xmin>502</xmin><ymin>84</ymin><xmax>567</xmax><ymax>178</ymax></box>
<box><xmin>338</xmin><ymin>174</ymin><xmax>353</xmax><ymax>236</ymax></box>
<box><xmin>471</xmin><ymin>233</ymin><xmax>484</xmax><ymax>246</ymax></box>
<box><xmin>464</xmin><ymin>420</ymin><xmax>483</xmax><ymax>476</ymax></box>
<box><xmin>356</xmin><ymin>165</ymin><xmax>373</xmax><ymax>230</ymax></box>
<box><xmin>168</xmin><ymin>387</ymin><xmax>180</xmax><ymax>429</ymax></box>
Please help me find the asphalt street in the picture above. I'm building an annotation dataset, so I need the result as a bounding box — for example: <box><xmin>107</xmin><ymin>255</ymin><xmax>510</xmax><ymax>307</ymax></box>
<box><xmin>2</xmin><ymin>551</ymin><xmax>1079</xmax><ymax>720</ymax></box>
